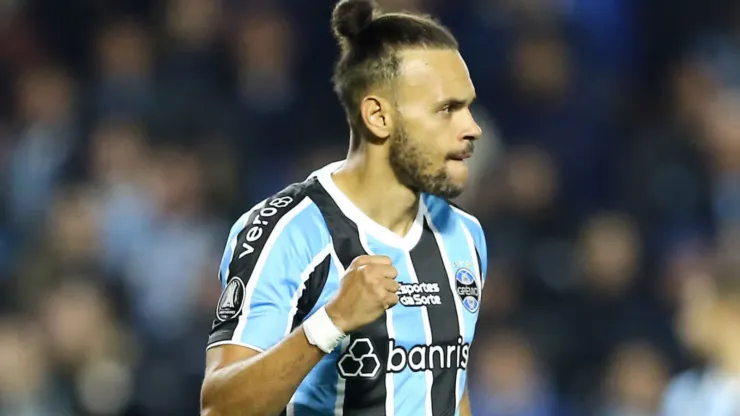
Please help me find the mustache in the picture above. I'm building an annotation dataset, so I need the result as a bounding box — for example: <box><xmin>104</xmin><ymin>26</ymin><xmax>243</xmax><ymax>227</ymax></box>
<box><xmin>447</xmin><ymin>142</ymin><xmax>475</xmax><ymax>159</ymax></box>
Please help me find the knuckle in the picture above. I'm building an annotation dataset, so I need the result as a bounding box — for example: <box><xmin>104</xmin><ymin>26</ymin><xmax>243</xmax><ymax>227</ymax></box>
<box><xmin>361</xmin><ymin>268</ymin><xmax>376</xmax><ymax>283</ymax></box>
<box><xmin>352</xmin><ymin>255</ymin><xmax>370</xmax><ymax>266</ymax></box>
<box><xmin>357</xmin><ymin>264</ymin><xmax>372</xmax><ymax>275</ymax></box>
<box><xmin>365</xmin><ymin>264</ymin><xmax>381</xmax><ymax>277</ymax></box>
<box><xmin>370</xmin><ymin>255</ymin><xmax>391</xmax><ymax>265</ymax></box>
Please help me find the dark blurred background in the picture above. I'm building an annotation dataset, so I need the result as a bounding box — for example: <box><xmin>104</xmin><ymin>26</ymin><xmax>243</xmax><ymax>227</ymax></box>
<box><xmin>2</xmin><ymin>0</ymin><xmax>740</xmax><ymax>414</ymax></box>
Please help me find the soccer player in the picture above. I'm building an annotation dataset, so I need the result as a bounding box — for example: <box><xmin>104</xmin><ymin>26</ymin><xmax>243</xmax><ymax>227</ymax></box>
<box><xmin>661</xmin><ymin>264</ymin><xmax>740</xmax><ymax>415</ymax></box>
<box><xmin>200</xmin><ymin>0</ymin><xmax>485</xmax><ymax>414</ymax></box>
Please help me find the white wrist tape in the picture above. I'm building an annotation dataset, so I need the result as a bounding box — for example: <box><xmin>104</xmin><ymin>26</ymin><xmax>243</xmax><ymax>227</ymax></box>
<box><xmin>303</xmin><ymin>306</ymin><xmax>346</xmax><ymax>354</ymax></box>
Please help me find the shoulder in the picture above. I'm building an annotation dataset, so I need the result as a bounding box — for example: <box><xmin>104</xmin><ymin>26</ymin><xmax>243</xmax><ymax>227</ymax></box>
<box><xmin>422</xmin><ymin>194</ymin><xmax>487</xmax><ymax>272</ymax></box>
<box><xmin>219</xmin><ymin>179</ymin><xmax>332</xmax><ymax>284</ymax></box>
<box><xmin>422</xmin><ymin>194</ymin><xmax>485</xmax><ymax>239</ymax></box>
<box><xmin>234</xmin><ymin>179</ymin><xmax>331</xmax><ymax>255</ymax></box>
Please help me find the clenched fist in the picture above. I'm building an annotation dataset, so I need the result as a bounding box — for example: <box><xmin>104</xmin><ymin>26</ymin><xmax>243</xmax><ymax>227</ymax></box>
<box><xmin>325</xmin><ymin>255</ymin><xmax>399</xmax><ymax>334</ymax></box>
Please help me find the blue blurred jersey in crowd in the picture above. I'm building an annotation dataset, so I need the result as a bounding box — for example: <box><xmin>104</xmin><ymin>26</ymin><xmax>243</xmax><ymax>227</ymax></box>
<box><xmin>661</xmin><ymin>368</ymin><xmax>740</xmax><ymax>416</ymax></box>
<box><xmin>206</xmin><ymin>161</ymin><xmax>487</xmax><ymax>415</ymax></box>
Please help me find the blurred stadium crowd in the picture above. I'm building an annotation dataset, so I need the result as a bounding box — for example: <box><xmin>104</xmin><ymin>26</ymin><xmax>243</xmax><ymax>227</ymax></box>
<box><xmin>2</xmin><ymin>0</ymin><xmax>740</xmax><ymax>414</ymax></box>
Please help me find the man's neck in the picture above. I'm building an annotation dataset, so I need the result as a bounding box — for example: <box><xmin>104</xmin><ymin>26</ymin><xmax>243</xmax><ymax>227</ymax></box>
<box><xmin>331</xmin><ymin>154</ymin><xmax>420</xmax><ymax>238</ymax></box>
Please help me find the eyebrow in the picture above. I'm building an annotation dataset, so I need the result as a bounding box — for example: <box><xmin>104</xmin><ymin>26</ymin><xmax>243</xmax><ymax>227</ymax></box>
<box><xmin>437</xmin><ymin>95</ymin><xmax>476</xmax><ymax>109</ymax></box>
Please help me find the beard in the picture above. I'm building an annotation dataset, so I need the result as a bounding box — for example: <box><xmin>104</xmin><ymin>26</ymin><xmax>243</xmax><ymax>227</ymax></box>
<box><xmin>388</xmin><ymin>124</ymin><xmax>465</xmax><ymax>199</ymax></box>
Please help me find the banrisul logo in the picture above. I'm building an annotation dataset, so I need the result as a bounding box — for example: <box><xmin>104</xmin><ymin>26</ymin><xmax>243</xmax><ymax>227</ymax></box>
<box><xmin>398</xmin><ymin>282</ymin><xmax>441</xmax><ymax>307</ymax></box>
<box><xmin>337</xmin><ymin>338</ymin><xmax>470</xmax><ymax>379</ymax></box>
<box><xmin>455</xmin><ymin>267</ymin><xmax>479</xmax><ymax>313</ymax></box>
<box><xmin>337</xmin><ymin>339</ymin><xmax>381</xmax><ymax>378</ymax></box>
<box><xmin>387</xmin><ymin>338</ymin><xmax>469</xmax><ymax>373</ymax></box>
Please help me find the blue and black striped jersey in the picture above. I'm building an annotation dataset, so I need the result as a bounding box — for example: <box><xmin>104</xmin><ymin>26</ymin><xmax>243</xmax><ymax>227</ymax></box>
<box><xmin>207</xmin><ymin>161</ymin><xmax>487</xmax><ymax>416</ymax></box>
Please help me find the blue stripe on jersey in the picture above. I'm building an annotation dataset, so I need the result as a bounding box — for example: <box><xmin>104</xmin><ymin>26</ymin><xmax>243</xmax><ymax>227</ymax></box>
<box><xmin>363</xmin><ymin>231</ymin><xmax>430</xmax><ymax>415</ymax></box>
<box><xmin>292</xmin><ymin>258</ymin><xmax>344</xmax><ymax>414</ymax></box>
<box><xmin>238</xmin><ymin>201</ymin><xmax>331</xmax><ymax>351</ymax></box>
<box><xmin>423</xmin><ymin>195</ymin><xmax>482</xmax><ymax>406</ymax></box>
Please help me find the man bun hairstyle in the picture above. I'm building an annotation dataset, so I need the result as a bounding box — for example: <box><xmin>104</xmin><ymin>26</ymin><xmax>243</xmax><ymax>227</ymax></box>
<box><xmin>332</xmin><ymin>0</ymin><xmax>375</xmax><ymax>42</ymax></box>
<box><xmin>330</xmin><ymin>0</ymin><xmax>458</xmax><ymax>137</ymax></box>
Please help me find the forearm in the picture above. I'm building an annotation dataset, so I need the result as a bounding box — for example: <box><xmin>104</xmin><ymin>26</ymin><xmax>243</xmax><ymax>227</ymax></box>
<box><xmin>201</xmin><ymin>327</ymin><xmax>325</xmax><ymax>416</ymax></box>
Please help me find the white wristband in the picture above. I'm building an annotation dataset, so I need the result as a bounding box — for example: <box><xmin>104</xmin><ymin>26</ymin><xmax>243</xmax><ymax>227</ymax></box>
<box><xmin>303</xmin><ymin>306</ymin><xmax>346</xmax><ymax>354</ymax></box>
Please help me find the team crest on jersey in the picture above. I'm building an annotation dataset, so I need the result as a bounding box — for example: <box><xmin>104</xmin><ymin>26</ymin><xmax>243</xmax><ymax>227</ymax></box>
<box><xmin>454</xmin><ymin>267</ymin><xmax>479</xmax><ymax>313</ymax></box>
<box><xmin>216</xmin><ymin>277</ymin><xmax>245</xmax><ymax>322</ymax></box>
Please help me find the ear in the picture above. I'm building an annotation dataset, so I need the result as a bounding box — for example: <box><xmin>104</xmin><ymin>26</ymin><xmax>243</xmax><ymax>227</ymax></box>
<box><xmin>360</xmin><ymin>95</ymin><xmax>395</xmax><ymax>140</ymax></box>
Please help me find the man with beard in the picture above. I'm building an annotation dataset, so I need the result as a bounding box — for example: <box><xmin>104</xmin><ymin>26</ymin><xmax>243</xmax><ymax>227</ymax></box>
<box><xmin>200</xmin><ymin>1</ymin><xmax>485</xmax><ymax>415</ymax></box>
<box><xmin>661</xmin><ymin>262</ymin><xmax>740</xmax><ymax>415</ymax></box>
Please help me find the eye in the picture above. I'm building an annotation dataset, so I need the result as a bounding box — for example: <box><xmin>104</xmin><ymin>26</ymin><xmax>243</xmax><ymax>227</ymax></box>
<box><xmin>438</xmin><ymin>100</ymin><xmax>465</xmax><ymax>115</ymax></box>
<box><xmin>439</xmin><ymin>103</ymin><xmax>458</xmax><ymax>115</ymax></box>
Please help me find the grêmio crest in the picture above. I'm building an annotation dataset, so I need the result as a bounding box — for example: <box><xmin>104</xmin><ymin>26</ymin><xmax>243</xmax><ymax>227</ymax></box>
<box><xmin>453</xmin><ymin>260</ymin><xmax>479</xmax><ymax>313</ymax></box>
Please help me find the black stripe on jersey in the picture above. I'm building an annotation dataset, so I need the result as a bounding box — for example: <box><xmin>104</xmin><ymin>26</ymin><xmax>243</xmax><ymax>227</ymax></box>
<box><xmin>410</xmin><ymin>220</ymin><xmax>460</xmax><ymax>416</ymax></box>
<box><xmin>207</xmin><ymin>182</ymin><xmax>310</xmax><ymax>347</ymax></box>
<box><xmin>290</xmin><ymin>253</ymin><xmax>332</xmax><ymax>331</ymax></box>
<box><xmin>475</xmin><ymin>247</ymin><xmax>482</xmax><ymax>279</ymax></box>
<box><xmin>305</xmin><ymin>181</ymin><xmax>389</xmax><ymax>416</ymax></box>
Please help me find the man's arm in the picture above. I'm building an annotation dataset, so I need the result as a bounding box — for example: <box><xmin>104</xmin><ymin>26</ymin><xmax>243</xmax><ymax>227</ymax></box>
<box><xmin>201</xmin><ymin>253</ymin><xmax>400</xmax><ymax>416</ymax></box>
<box><xmin>201</xmin><ymin>196</ymin><xmax>328</xmax><ymax>416</ymax></box>
<box><xmin>201</xmin><ymin>330</ymin><xmax>325</xmax><ymax>416</ymax></box>
<box><xmin>200</xmin><ymin>196</ymin><xmax>399</xmax><ymax>416</ymax></box>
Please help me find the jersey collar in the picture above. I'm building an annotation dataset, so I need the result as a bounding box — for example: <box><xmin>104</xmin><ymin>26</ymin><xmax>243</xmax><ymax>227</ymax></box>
<box><xmin>312</xmin><ymin>160</ymin><xmax>424</xmax><ymax>251</ymax></box>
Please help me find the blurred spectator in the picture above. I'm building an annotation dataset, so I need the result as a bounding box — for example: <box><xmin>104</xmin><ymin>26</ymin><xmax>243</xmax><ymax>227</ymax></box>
<box><xmin>600</xmin><ymin>341</ymin><xmax>670</xmax><ymax>416</ymax></box>
<box><xmin>469</xmin><ymin>330</ymin><xmax>562</xmax><ymax>416</ymax></box>
<box><xmin>120</xmin><ymin>145</ymin><xmax>221</xmax><ymax>343</ymax></box>
<box><xmin>577</xmin><ymin>213</ymin><xmax>640</xmax><ymax>299</ymax></box>
<box><xmin>662</xmin><ymin>262</ymin><xmax>740</xmax><ymax>414</ymax></box>
<box><xmin>87</xmin><ymin>118</ymin><xmax>155</xmax><ymax>274</ymax></box>
<box><xmin>39</xmin><ymin>278</ymin><xmax>134</xmax><ymax>415</ymax></box>
<box><xmin>0</xmin><ymin>316</ymin><xmax>73</xmax><ymax>415</ymax></box>
<box><xmin>90</xmin><ymin>18</ymin><xmax>154</xmax><ymax>120</ymax></box>
<box><xmin>7</xmin><ymin>65</ymin><xmax>78</xmax><ymax>234</ymax></box>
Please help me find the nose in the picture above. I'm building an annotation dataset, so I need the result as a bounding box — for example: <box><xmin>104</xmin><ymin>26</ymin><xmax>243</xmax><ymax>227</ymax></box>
<box><xmin>461</xmin><ymin>109</ymin><xmax>482</xmax><ymax>141</ymax></box>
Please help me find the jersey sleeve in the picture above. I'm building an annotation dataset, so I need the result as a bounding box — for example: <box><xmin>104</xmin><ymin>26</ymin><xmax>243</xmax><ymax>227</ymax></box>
<box><xmin>206</xmin><ymin>194</ymin><xmax>327</xmax><ymax>352</ymax></box>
